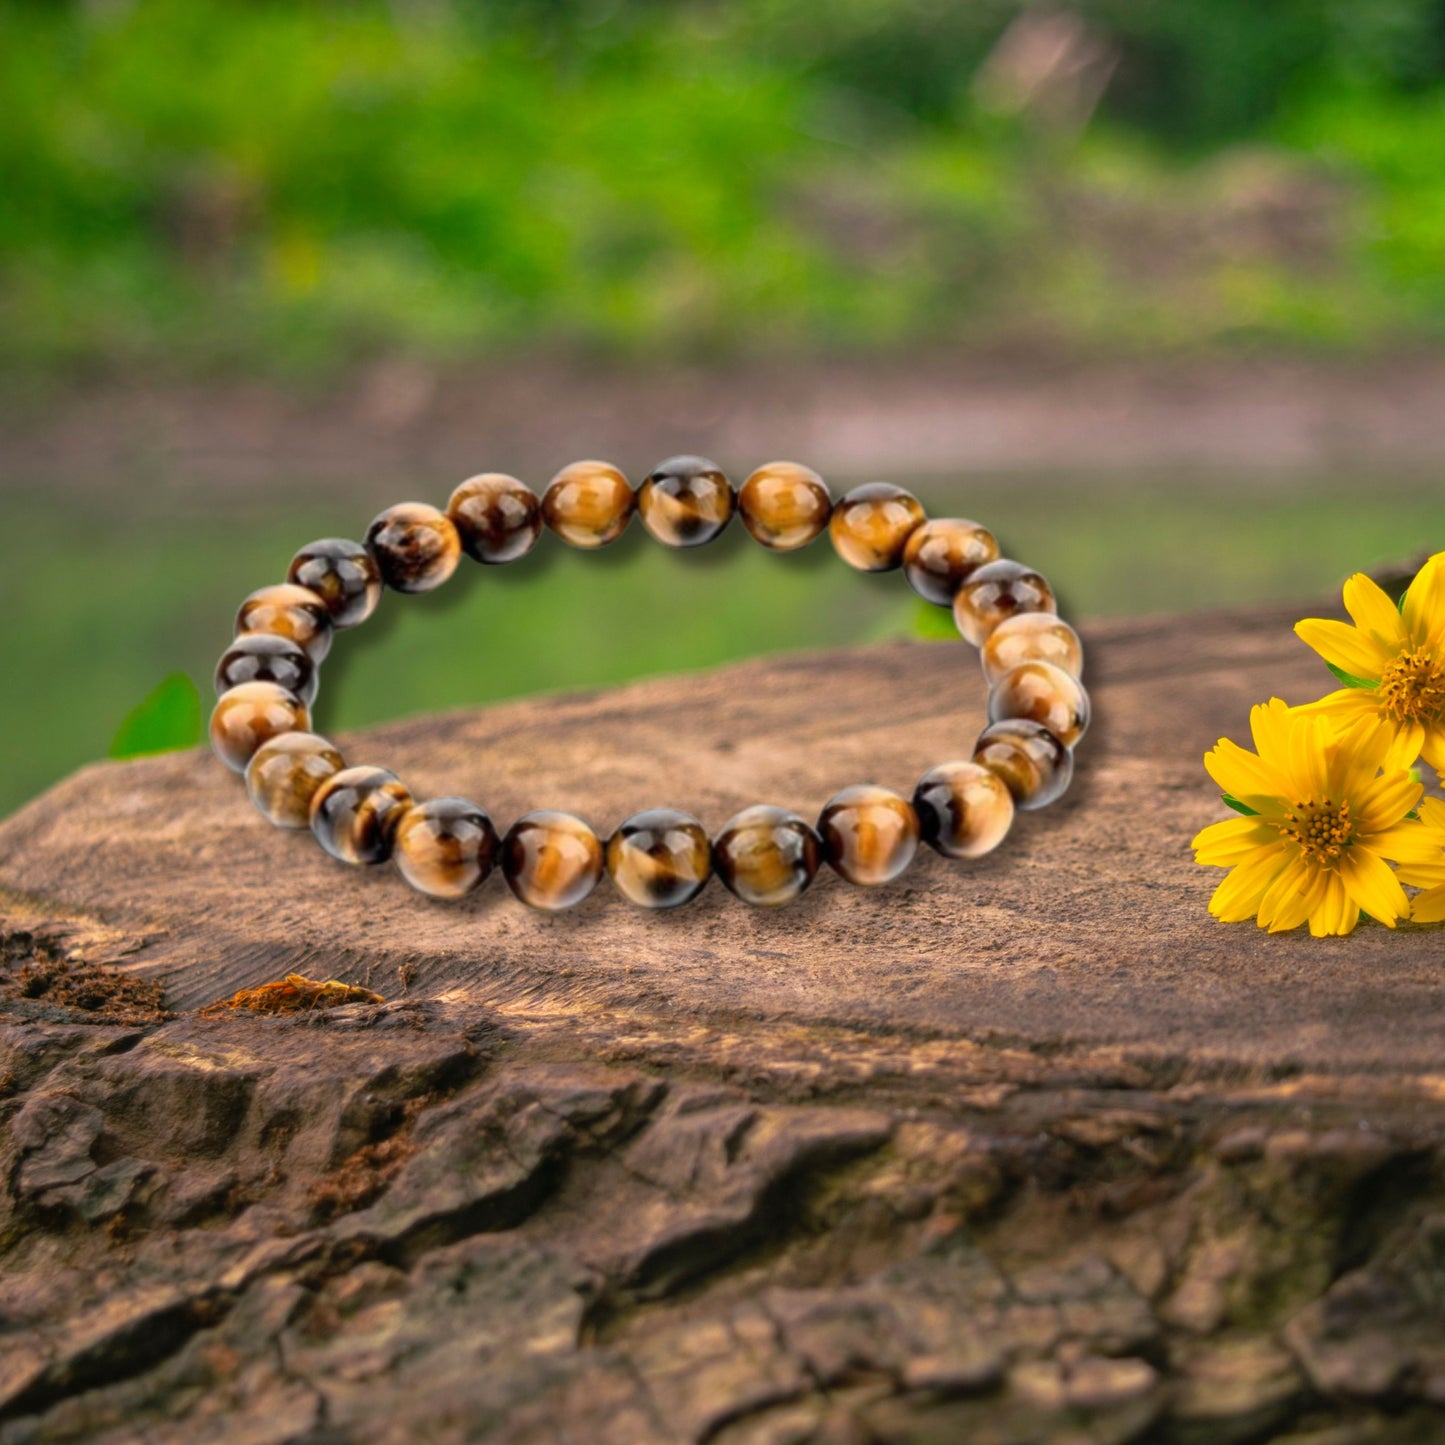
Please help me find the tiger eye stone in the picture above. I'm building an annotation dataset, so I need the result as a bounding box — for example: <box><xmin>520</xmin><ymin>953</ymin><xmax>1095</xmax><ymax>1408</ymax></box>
<box><xmin>953</xmin><ymin>559</ymin><xmax>1056</xmax><ymax>647</ymax></box>
<box><xmin>982</xmin><ymin>613</ymin><xmax>1084</xmax><ymax>684</ymax></box>
<box><xmin>310</xmin><ymin>766</ymin><xmax>413</xmax><ymax>865</ymax></box>
<box><xmin>501</xmin><ymin>810</ymin><xmax>604</xmax><ymax>910</ymax></box>
<box><xmin>210</xmin><ymin>682</ymin><xmax>311</xmax><ymax>774</ymax></box>
<box><xmin>817</xmin><ymin>784</ymin><xmax>920</xmax><ymax>886</ymax></box>
<box><xmin>637</xmin><ymin>456</ymin><xmax>734</xmax><ymax>547</ymax></box>
<box><xmin>287</xmin><ymin>538</ymin><xmax>382</xmax><ymax>629</ymax></box>
<box><xmin>713</xmin><ymin>805</ymin><xmax>821</xmax><ymax>907</ymax></box>
<box><xmin>912</xmin><ymin>761</ymin><xmax>1015</xmax><ymax>860</ymax></box>
<box><xmin>738</xmin><ymin>462</ymin><xmax>832</xmax><ymax>552</ymax></box>
<box><xmin>245</xmin><ymin>731</ymin><xmax>344</xmax><ymax>829</ymax></box>
<box><xmin>973</xmin><ymin>718</ymin><xmax>1073</xmax><ymax>812</ymax></box>
<box><xmin>447</xmin><ymin>473</ymin><xmax>542</xmax><ymax>565</ymax></box>
<box><xmin>829</xmin><ymin>483</ymin><xmax>926</xmax><ymax>572</ymax></box>
<box><xmin>215</xmin><ymin>632</ymin><xmax>317</xmax><ymax>706</ymax></box>
<box><xmin>989</xmin><ymin>661</ymin><xmax>1091</xmax><ymax>748</ymax></box>
<box><xmin>542</xmin><ymin>461</ymin><xmax>634</xmax><ymax>549</ymax></box>
<box><xmin>364</xmin><ymin>503</ymin><xmax>461</xmax><ymax>594</ymax></box>
<box><xmin>235</xmin><ymin>584</ymin><xmax>333</xmax><ymax>664</ymax></box>
<box><xmin>605</xmin><ymin>808</ymin><xmax>711</xmax><ymax>909</ymax></box>
<box><xmin>903</xmin><ymin>518</ymin><xmax>1001</xmax><ymax>606</ymax></box>
<box><xmin>394</xmin><ymin>797</ymin><xmax>499</xmax><ymax>900</ymax></box>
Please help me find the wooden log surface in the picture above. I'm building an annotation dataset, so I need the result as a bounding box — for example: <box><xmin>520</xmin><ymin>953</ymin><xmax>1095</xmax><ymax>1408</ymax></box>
<box><xmin>2</xmin><ymin>605</ymin><xmax>1444</xmax><ymax>1444</ymax></box>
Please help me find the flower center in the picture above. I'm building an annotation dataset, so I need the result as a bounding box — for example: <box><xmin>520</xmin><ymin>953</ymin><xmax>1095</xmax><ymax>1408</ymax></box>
<box><xmin>1282</xmin><ymin>796</ymin><xmax>1353</xmax><ymax>865</ymax></box>
<box><xmin>1379</xmin><ymin>647</ymin><xmax>1445</xmax><ymax>723</ymax></box>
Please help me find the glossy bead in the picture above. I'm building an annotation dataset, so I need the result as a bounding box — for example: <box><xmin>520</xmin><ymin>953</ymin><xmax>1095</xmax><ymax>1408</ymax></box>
<box><xmin>817</xmin><ymin>784</ymin><xmax>919</xmax><ymax>886</ymax></box>
<box><xmin>953</xmin><ymin>559</ymin><xmax>1056</xmax><ymax>647</ymax></box>
<box><xmin>394</xmin><ymin>797</ymin><xmax>499</xmax><ymax>900</ymax></box>
<box><xmin>210</xmin><ymin>682</ymin><xmax>311</xmax><ymax>774</ymax></box>
<box><xmin>738</xmin><ymin>462</ymin><xmax>832</xmax><ymax>551</ymax></box>
<box><xmin>637</xmin><ymin>456</ymin><xmax>734</xmax><ymax>547</ymax></box>
<box><xmin>287</xmin><ymin>538</ymin><xmax>381</xmax><ymax>629</ymax></box>
<box><xmin>989</xmin><ymin>661</ymin><xmax>1091</xmax><ymax>748</ymax></box>
<box><xmin>215</xmin><ymin>632</ymin><xmax>317</xmax><ymax>707</ymax></box>
<box><xmin>245</xmin><ymin>731</ymin><xmax>344</xmax><ymax>829</ymax></box>
<box><xmin>829</xmin><ymin>483</ymin><xmax>926</xmax><ymax>572</ymax></box>
<box><xmin>912</xmin><ymin>761</ymin><xmax>1015</xmax><ymax>860</ymax></box>
<box><xmin>903</xmin><ymin>518</ymin><xmax>1000</xmax><ymax>606</ymax></box>
<box><xmin>606</xmin><ymin>808</ymin><xmax>711</xmax><ymax>909</ymax></box>
<box><xmin>235</xmin><ymin>584</ymin><xmax>333</xmax><ymax>664</ymax></box>
<box><xmin>364</xmin><ymin>503</ymin><xmax>461</xmax><ymax>594</ymax></box>
<box><xmin>713</xmin><ymin>805</ymin><xmax>821</xmax><ymax>907</ymax></box>
<box><xmin>982</xmin><ymin>613</ymin><xmax>1084</xmax><ymax>684</ymax></box>
<box><xmin>501</xmin><ymin>810</ymin><xmax>604</xmax><ymax>910</ymax></box>
<box><xmin>310</xmin><ymin>766</ymin><xmax>413</xmax><ymax>865</ymax></box>
<box><xmin>973</xmin><ymin>719</ymin><xmax>1073</xmax><ymax>812</ymax></box>
<box><xmin>447</xmin><ymin>474</ymin><xmax>542</xmax><ymax>566</ymax></box>
<box><xmin>542</xmin><ymin>461</ymin><xmax>634</xmax><ymax>549</ymax></box>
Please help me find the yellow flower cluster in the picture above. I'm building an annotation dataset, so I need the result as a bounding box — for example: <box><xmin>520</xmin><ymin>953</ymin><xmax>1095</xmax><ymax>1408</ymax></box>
<box><xmin>1193</xmin><ymin>551</ymin><xmax>1445</xmax><ymax>936</ymax></box>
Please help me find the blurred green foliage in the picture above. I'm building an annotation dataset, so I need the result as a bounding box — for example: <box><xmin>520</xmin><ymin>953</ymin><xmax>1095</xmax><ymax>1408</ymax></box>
<box><xmin>108</xmin><ymin>672</ymin><xmax>201</xmax><ymax>758</ymax></box>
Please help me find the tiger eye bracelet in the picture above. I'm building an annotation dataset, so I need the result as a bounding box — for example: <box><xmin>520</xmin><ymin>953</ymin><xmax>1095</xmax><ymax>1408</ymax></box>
<box><xmin>212</xmin><ymin>456</ymin><xmax>1088</xmax><ymax>911</ymax></box>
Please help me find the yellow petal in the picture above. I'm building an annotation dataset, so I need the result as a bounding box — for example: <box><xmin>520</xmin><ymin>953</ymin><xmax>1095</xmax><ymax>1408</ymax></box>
<box><xmin>1294</xmin><ymin>617</ymin><xmax>1391</xmax><ymax>680</ymax></box>
<box><xmin>1362</xmin><ymin>819</ymin><xmax>1444</xmax><ymax>867</ymax></box>
<box><xmin>1422</xmin><ymin>723</ymin><xmax>1445</xmax><ymax>777</ymax></box>
<box><xmin>1338</xmin><ymin>847</ymin><xmax>1410</xmax><ymax>927</ymax></box>
<box><xmin>1203</xmin><ymin>738</ymin><xmax>1288</xmax><ymax>809</ymax></box>
<box><xmin>1257</xmin><ymin>853</ymin><xmax>1318</xmax><ymax>933</ymax></box>
<box><xmin>1401</xmin><ymin>552</ymin><xmax>1445</xmax><ymax>648</ymax></box>
<box><xmin>1419</xmin><ymin>797</ymin><xmax>1445</xmax><ymax>830</ymax></box>
<box><xmin>1209</xmin><ymin>843</ymin><xmax>1292</xmax><ymax>923</ymax></box>
<box><xmin>1411</xmin><ymin>884</ymin><xmax>1445</xmax><ymax>924</ymax></box>
<box><xmin>1309</xmin><ymin>872</ymin><xmax>1358</xmax><ymax>937</ymax></box>
<box><xmin>1352</xmin><ymin>772</ymin><xmax>1425</xmax><ymax>835</ymax></box>
<box><xmin>1343</xmin><ymin>572</ymin><xmax>1410</xmax><ymax>651</ymax></box>
<box><xmin>1192</xmin><ymin>815</ymin><xmax>1280</xmax><ymax>866</ymax></box>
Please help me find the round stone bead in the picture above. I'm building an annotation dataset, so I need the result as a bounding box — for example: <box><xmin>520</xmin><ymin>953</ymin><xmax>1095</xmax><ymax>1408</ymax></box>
<box><xmin>447</xmin><ymin>473</ymin><xmax>542</xmax><ymax>566</ymax></box>
<box><xmin>364</xmin><ymin>503</ymin><xmax>461</xmax><ymax>594</ymax></box>
<box><xmin>501</xmin><ymin>810</ymin><xmax>604</xmax><ymax>910</ymax></box>
<box><xmin>737</xmin><ymin>462</ymin><xmax>832</xmax><ymax>552</ymax></box>
<box><xmin>912</xmin><ymin>761</ymin><xmax>1015</xmax><ymax>860</ymax></box>
<box><xmin>637</xmin><ymin>456</ymin><xmax>734</xmax><ymax>547</ymax></box>
<box><xmin>982</xmin><ymin>613</ymin><xmax>1084</xmax><ymax>685</ymax></box>
<box><xmin>245</xmin><ymin>731</ymin><xmax>344</xmax><ymax>829</ymax></box>
<box><xmin>953</xmin><ymin>560</ymin><xmax>1056</xmax><ymax>647</ymax></box>
<box><xmin>989</xmin><ymin>661</ymin><xmax>1090</xmax><ymax>748</ymax></box>
<box><xmin>829</xmin><ymin>483</ymin><xmax>926</xmax><ymax>572</ymax></box>
<box><xmin>542</xmin><ymin>461</ymin><xmax>634</xmax><ymax>549</ymax></box>
<box><xmin>287</xmin><ymin>538</ymin><xmax>381</xmax><ymax>629</ymax></box>
<box><xmin>235</xmin><ymin>584</ymin><xmax>333</xmax><ymax>664</ymax></box>
<box><xmin>903</xmin><ymin>519</ymin><xmax>1000</xmax><ymax>606</ymax></box>
<box><xmin>215</xmin><ymin>632</ymin><xmax>317</xmax><ymax>707</ymax></box>
<box><xmin>713</xmin><ymin>805</ymin><xmax>821</xmax><ymax>907</ymax></box>
<box><xmin>394</xmin><ymin>797</ymin><xmax>499</xmax><ymax>900</ymax></box>
<box><xmin>606</xmin><ymin>808</ymin><xmax>712</xmax><ymax>909</ymax></box>
<box><xmin>817</xmin><ymin>784</ymin><xmax>920</xmax><ymax>886</ymax></box>
<box><xmin>210</xmin><ymin>681</ymin><xmax>311</xmax><ymax>774</ymax></box>
<box><xmin>973</xmin><ymin>718</ymin><xmax>1073</xmax><ymax>812</ymax></box>
<box><xmin>310</xmin><ymin>766</ymin><xmax>413</xmax><ymax>865</ymax></box>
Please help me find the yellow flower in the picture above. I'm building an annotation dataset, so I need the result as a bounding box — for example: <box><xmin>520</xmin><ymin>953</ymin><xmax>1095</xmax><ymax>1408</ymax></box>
<box><xmin>1294</xmin><ymin>552</ymin><xmax>1445</xmax><ymax>777</ymax></box>
<box><xmin>1399</xmin><ymin>796</ymin><xmax>1445</xmax><ymax>924</ymax></box>
<box><xmin>1193</xmin><ymin>699</ymin><xmax>1437</xmax><ymax>936</ymax></box>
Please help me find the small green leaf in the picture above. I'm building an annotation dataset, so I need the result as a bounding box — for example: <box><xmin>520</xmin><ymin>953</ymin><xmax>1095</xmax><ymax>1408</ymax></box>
<box><xmin>1222</xmin><ymin>794</ymin><xmax>1260</xmax><ymax>816</ymax></box>
<box><xmin>910</xmin><ymin>599</ymin><xmax>958</xmax><ymax>641</ymax></box>
<box><xmin>1325</xmin><ymin>662</ymin><xmax>1378</xmax><ymax>690</ymax></box>
<box><xmin>110</xmin><ymin>673</ymin><xmax>203</xmax><ymax>759</ymax></box>
<box><xmin>1399</xmin><ymin>589</ymin><xmax>1409</xmax><ymax>614</ymax></box>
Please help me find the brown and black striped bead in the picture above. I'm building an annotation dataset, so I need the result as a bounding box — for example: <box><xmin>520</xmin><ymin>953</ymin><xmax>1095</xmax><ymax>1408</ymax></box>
<box><xmin>713</xmin><ymin>805</ymin><xmax>822</xmax><ymax>907</ymax></box>
<box><xmin>953</xmin><ymin>559</ymin><xmax>1056</xmax><ymax>647</ymax></box>
<box><xmin>447</xmin><ymin>473</ymin><xmax>542</xmax><ymax>566</ymax></box>
<box><xmin>287</xmin><ymin>538</ymin><xmax>382</xmax><ymax>629</ymax></box>
<box><xmin>310</xmin><ymin>766</ymin><xmax>413</xmax><ymax>865</ymax></box>
<box><xmin>817</xmin><ymin>784</ymin><xmax>920</xmax><ymax>886</ymax></box>
<box><xmin>738</xmin><ymin>462</ymin><xmax>831</xmax><ymax>552</ymax></box>
<box><xmin>365</xmin><ymin>503</ymin><xmax>461</xmax><ymax>594</ymax></box>
<box><xmin>903</xmin><ymin>518</ymin><xmax>1000</xmax><ymax>606</ymax></box>
<box><xmin>245</xmin><ymin>731</ymin><xmax>345</xmax><ymax>829</ymax></box>
<box><xmin>542</xmin><ymin>461</ymin><xmax>634</xmax><ymax>549</ymax></box>
<box><xmin>501</xmin><ymin>810</ymin><xmax>605</xmax><ymax>910</ymax></box>
<box><xmin>606</xmin><ymin>808</ymin><xmax>711</xmax><ymax>908</ymax></box>
<box><xmin>912</xmin><ymin>760</ymin><xmax>1015</xmax><ymax>860</ymax></box>
<box><xmin>988</xmin><ymin>661</ymin><xmax>1091</xmax><ymax>748</ymax></box>
<box><xmin>215</xmin><ymin>632</ymin><xmax>317</xmax><ymax>707</ymax></box>
<box><xmin>973</xmin><ymin>718</ymin><xmax>1073</xmax><ymax>812</ymax></box>
<box><xmin>394</xmin><ymin>796</ymin><xmax>499</xmax><ymax>900</ymax></box>
<box><xmin>982</xmin><ymin>613</ymin><xmax>1084</xmax><ymax>684</ymax></box>
<box><xmin>637</xmin><ymin>456</ymin><xmax>734</xmax><ymax>548</ymax></box>
<box><xmin>210</xmin><ymin>682</ymin><xmax>311</xmax><ymax>774</ymax></box>
<box><xmin>829</xmin><ymin>483</ymin><xmax>926</xmax><ymax>572</ymax></box>
<box><xmin>235</xmin><ymin>584</ymin><xmax>333</xmax><ymax>664</ymax></box>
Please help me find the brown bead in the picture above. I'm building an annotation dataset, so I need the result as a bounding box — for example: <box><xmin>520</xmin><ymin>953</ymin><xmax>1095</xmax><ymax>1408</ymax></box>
<box><xmin>989</xmin><ymin>661</ymin><xmax>1090</xmax><ymax>748</ymax></box>
<box><xmin>738</xmin><ymin>462</ymin><xmax>832</xmax><ymax>552</ymax></box>
<box><xmin>287</xmin><ymin>538</ymin><xmax>381</xmax><ymax>629</ymax></box>
<box><xmin>829</xmin><ymin>483</ymin><xmax>926</xmax><ymax>572</ymax></box>
<box><xmin>447</xmin><ymin>473</ymin><xmax>542</xmax><ymax>565</ymax></box>
<box><xmin>912</xmin><ymin>761</ymin><xmax>1015</xmax><ymax>860</ymax></box>
<box><xmin>501</xmin><ymin>810</ymin><xmax>604</xmax><ymax>910</ymax></box>
<box><xmin>542</xmin><ymin>461</ymin><xmax>634</xmax><ymax>549</ymax></box>
<box><xmin>310</xmin><ymin>766</ymin><xmax>413</xmax><ymax>865</ymax></box>
<box><xmin>953</xmin><ymin>559</ymin><xmax>1056</xmax><ymax>647</ymax></box>
<box><xmin>982</xmin><ymin>613</ymin><xmax>1084</xmax><ymax>684</ymax></box>
<box><xmin>245</xmin><ymin>731</ymin><xmax>344</xmax><ymax>829</ymax></box>
<box><xmin>973</xmin><ymin>719</ymin><xmax>1073</xmax><ymax>812</ymax></box>
<box><xmin>235</xmin><ymin>584</ymin><xmax>333</xmax><ymax>664</ymax></box>
<box><xmin>637</xmin><ymin>456</ymin><xmax>734</xmax><ymax>547</ymax></box>
<box><xmin>215</xmin><ymin>632</ymin><xmax>317</xmax><ymax>706</ymax></box>
<box><xmin>606</xmin><ymin>808</ymin><xmax>711</xmax><ymax>909</ymax></box>
<box><xmin>713</xmin><ymin>805</ymin><xmax>821</xmax><ymax>907</ymax></box>
<box><xmin>903</xmin><ymin>518</ymin><xmax>1000</xmax><ymax>606</ymax></box>
<box><xmin>817</xmin><ymin>784</ymin><xmax>919</xmax><ymax>886</ymax></box>
<box><xmin>210</xmin><ymin>682</ymin><xmax>311</xmax><ymax>774</ymax></box>
<box><xmin>364</xmin><ymin>503</ymin><xmax>461</xmax><ymax>594</ymax></box>
<box><xmin>394</xmin><ymin>797</ymin><xmax>499</xmax><ymax>900</ymax></box>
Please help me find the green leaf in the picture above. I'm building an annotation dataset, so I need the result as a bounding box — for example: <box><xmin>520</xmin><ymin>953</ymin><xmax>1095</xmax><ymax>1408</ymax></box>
<box><xmin>1222</xmin><ymin>794</ymin><xmax>1260</xmax><ymax>816</ymax></box>
<box><xmin>109</xmin><ymin>673</ymin><xmax>203</xmax><ymax>760</ymax></box>
<box><xmin>1325</xmin><ymin>662</ymin><xmax>1378</xmax><ymax>690</ymax></box>
<box><xmin>909</xmin><ymin>599</ymin><xmax>958</xmax><ymax>641</ymax></box>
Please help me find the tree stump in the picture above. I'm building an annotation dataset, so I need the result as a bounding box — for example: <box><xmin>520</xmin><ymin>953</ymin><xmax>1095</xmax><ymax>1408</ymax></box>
<box><xmin>2</xmin><ymin>605</ymin><xmax>1443</xmax><ymax>1444</ymax></box>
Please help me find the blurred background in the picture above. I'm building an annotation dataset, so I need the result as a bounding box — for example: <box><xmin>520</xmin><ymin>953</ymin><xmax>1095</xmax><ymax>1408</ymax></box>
<box><xmin>3</xmin><ymin>0</ymin><xmax>1444</xmax><ymax>817</ymax></box>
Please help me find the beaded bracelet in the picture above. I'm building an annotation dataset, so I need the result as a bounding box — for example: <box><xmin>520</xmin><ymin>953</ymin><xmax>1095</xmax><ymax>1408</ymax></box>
<box><xmin>210</xmin><ymin>458</ymin><xmax>1088</xmax><ymax>911</ymax></box>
